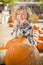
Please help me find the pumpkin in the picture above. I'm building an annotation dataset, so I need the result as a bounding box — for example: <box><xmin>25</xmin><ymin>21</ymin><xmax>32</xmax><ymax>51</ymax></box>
<box><xmin>38</xmin><ymin>34</ymin><xmax>43</xmax><ymax>41</ymax></box>
<box><xmin>33</xmin><ymin>25</ymin><xmax>43</xmax><ymax>51</ymax></box>
<box><xmin>9</xmin><ymin>23</ymin><xmax>14</xmax><ymax>27</ymax></box>
<box><xmin>8</xmin><ymin>15</ymin><xmax>14</xmax><ymax>27</ymax></box>
<box><xmin>33</xmin><ymin>24</ymin><xmax>39</xmax><ymax>46</ymax></box>
<box><xmin>6</xmin><ymin>37</ymin><xmax>26</xmax><ymax>49</ymax></box>
<box><xmin>33</xmin><ymin>24</ymin><xmax>39</xmax><ymax>30</ymax></box>
<box><xmin>5</xmin><ymin>44</ymin><xmax>41</xmax><ymax>65</ymax></box>
<box><xmin>37</xmin><ymin>29</ymin><xmax>43</xmax><ymax>51</ymax></box>
<box><xmin>38</xmin><ymin>28</ymin><xmax>43</xmax><ymax>34</ymax></box>
<box><xmin>34</xmin><ymin>32</ymin><xmax>43</xmax><ymax>51</ymax></box>
<box><xmin>0</xmin><ymin>47</ymin><xmax>7</xmax><ymax>64</ymax></box>
<box><xmin>37</xmin><ymin>41</ymin><xmax>43</xmax><ymax>51</ymax></box>
<box><xmin>37</xmin><ymin>34</ymin><xmax>43</xmax><ymax>51</ymax></box>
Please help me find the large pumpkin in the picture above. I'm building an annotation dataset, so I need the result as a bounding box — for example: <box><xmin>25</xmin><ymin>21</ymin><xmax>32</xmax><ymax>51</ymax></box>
<box><xmin>5</xmin><ymin>44</ymin><xmax>41</xmax><ymax>65</ymax></box>
<box><xmin>6</xmin><ymin>37</ymin><xmax>27</xmax><ymax>49</ymax></box>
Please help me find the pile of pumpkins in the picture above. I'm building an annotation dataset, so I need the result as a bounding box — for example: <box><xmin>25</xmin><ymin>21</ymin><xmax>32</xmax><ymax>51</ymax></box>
<box><xmin>0</xmin><ymin>36</ymin><xmax>41</xmax><ymax>65</ymax></box>
<box><xmin>33</xmin><ymin>24</ymin><xmax>43</xmax><ymax>51</ymax></box>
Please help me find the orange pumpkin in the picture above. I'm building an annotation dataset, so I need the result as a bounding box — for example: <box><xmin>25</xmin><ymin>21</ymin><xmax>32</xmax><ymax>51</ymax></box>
<box><xmin>33</xmin><ymin>25</ymin><xmax>39</xmax><ymax>46</ymax></box>
<box><xmin>5</xmin><ymin>44</ymin><xmax>41</xmax><ymax>65</ymax></box>
<box><xmin>8</xmin><ymin>15</ymin><xmax>14</xmax><ymax>27</ymax></box>
<box><xmin>33</xmin><ymin>24</ymin><xmax>39</xmax><ymax>30</ymax></box>
<box><xmin>37</xmin><ymin>30</ymin><xmax>43</xmax><ymax>50</ymax></box>
<box><xmin>0</xmin><ymin>47</ymin><xmax>7</xmax><ymax>50</ymax></box>
<box><xmin>33</xmin><ymin>26</ymin><xmax>43</xmax><ymax>51</ymax></box>
<box><xmin>9</xmin><ymin>23</ymin><xmax>13</xmax><ymax>27</ymax></box>
<box><xmin>37</xmin><ymin>41</ymin><xmax>43</xmax><ymax>51</ymax></box>
<box><xmin>38</xmin><ymin>35</ymin><xmax>43</xmax><ymax>41</ymax></box>
<box><xmin>6</xmin><ymin>37</ymin><xmax>26</xmax><ymax>49</ymax></box>
<box><xmin>38</xmin><ymin>28</ymin><xmax>43</xmax><ymax>34</ymax></box>
<box><xmin>34</xmin><ymin>33</ymin><xmax>43</xmax><ymax>51</ymax></box>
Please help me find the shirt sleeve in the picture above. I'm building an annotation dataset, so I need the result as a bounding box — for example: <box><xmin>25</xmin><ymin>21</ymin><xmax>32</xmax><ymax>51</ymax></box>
<box><xmin>11</xmin><ymin>26</ymin><xmax>18</xmax><ymax>38</ymax></box>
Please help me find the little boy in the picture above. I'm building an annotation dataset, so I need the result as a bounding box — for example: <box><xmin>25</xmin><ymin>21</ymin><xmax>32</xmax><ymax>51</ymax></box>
<box><xmin>11</xmin><ymin>7</ymin><xmax>34</xmax><ymax>45</ymax></box>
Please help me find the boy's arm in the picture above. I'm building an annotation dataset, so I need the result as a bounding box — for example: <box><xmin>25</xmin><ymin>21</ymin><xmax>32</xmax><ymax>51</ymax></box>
<box><xmin>11</xmin><ymin>26</ymin><xmax>18</xmax><ymax>38</ymax></box>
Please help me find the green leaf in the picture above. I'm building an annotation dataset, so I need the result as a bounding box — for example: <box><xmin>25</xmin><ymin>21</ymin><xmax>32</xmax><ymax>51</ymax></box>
<box><xmin>0</xmin><ymin>0</ymin><xmax>20</xmax><ymax>6</ymax></box>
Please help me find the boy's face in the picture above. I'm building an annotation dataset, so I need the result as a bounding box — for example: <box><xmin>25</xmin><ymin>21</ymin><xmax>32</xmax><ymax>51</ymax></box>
<box><xmin>16</xmin><ymin>9</ymin><xmax>27</xmax><ymax>23</ymax></box>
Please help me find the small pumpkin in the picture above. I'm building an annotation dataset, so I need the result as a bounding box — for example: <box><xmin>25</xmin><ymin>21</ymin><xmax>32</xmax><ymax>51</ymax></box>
<box><xmin>9</xmin><ymin>23</ymin><xmax>14</xmax><ymax>27</ymax></box>
<box><xmin>8</xmin><ymin>15</ymin><xmax>14</xmax><ymax>27</ymax></box>
<box><xmin>5</xmin><ymin>44</ymin><xmax>41</xmax><ymax>65</ymax></box>
<box><xmin>33</xmin><ymin>24</ymin><xmax>39</xmax><ymax>30</ymax></box>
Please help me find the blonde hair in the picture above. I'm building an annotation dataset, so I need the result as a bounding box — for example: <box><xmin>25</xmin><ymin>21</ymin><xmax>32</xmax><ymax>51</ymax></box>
<box><xmin>12</xmin><ymin>5</ymin><xmax>32</xmax><ymax>21</ymax></box>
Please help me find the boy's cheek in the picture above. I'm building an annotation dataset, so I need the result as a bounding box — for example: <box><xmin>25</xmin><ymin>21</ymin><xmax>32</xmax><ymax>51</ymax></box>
<box><xmin>16</xmin><ymin>15</ymin><xmax>21</xmax><ymax>21</ymax></box>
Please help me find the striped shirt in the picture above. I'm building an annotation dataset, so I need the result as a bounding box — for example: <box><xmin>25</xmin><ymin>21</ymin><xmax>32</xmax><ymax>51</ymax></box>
<box><xmin>11</xmin><ymin>21</ymin><xmax>34</xmax><ymax>45</ymax></box>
